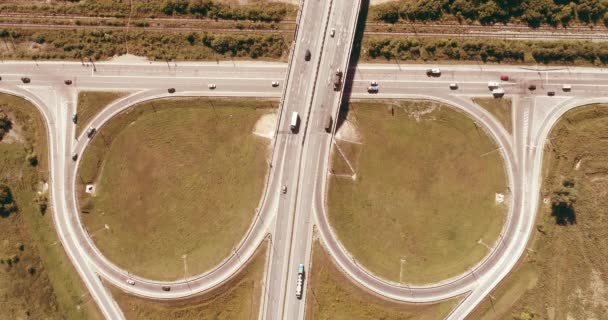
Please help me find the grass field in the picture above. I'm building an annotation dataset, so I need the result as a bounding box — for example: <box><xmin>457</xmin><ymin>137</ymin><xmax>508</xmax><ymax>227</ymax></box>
<box><xmin>110</xmin><ymin>241</ymin><xmax>268</xmax><ymax>320</ymax></box>
<box><xmin>327</xmin><ymin>100</ymin><xmax>508</xmax><ymax>284</ymax></box>
<box><xmin>473</xmin><ymin>98</ymin><xmax>512</xmax><ymax>135</ymax></box>
<box><xmin>0</xmin><ymin>94</ymin><xmax>100</xmax><ymax>319</ymax></box>
<box><xmin>305</xmin><ymin>241</ymin><xmax>461</xmax><ymax>319</ymax></box>
<box><xmin>78</xmin><ymin>97</ymin><xmax>275</xmax><ymax>280</ymax></box>
<box><xmin>76</xmin><ymin>91</ymin><xmax>129</xmax><ymax>137</ymax></box>
<box><xmin>469</xmin><ymin>104</ymin><xmax>608</xmax><ymax>320</ymax></box>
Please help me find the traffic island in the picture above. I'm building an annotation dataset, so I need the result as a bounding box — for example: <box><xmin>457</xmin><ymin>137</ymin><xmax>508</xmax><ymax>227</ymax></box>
<box><xmin>326</xmin><ymin>100</ymin><xmax>508</xmax><ymax>285</ymax></box>
<box><xmin>77</xmin><ymin>97</ymin><xmax>276</xmax><ymax>280</ymax></box>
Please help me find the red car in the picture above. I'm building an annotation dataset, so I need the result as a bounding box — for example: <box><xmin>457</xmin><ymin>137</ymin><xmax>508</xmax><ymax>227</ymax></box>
<box><xmin>500</xmin><ymin>75</ymin><xmax>509</xmax><ymax>81</ymax></box>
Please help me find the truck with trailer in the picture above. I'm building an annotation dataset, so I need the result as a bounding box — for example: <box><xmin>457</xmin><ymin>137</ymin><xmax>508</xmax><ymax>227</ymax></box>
<box><xmin>296</xmin><ymin>263</ymin><xmax>305</xmax><ymax>299</ymax></box>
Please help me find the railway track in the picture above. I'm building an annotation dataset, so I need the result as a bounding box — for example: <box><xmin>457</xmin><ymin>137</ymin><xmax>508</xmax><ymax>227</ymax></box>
<box><xmin>0</xmin><ymin>14</ymin><xmax>606</xmax><ymax>41</ymax></box>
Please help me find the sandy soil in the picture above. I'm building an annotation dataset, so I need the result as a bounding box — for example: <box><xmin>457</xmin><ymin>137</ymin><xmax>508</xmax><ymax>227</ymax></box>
<box><xmin>335</xmin><ymin>119</ymin><xmax>362</xmax><ymax>144</ymax></box>
<box><xmin>107</xmin><ymin>54</ymin><xmax>149</xmax><ymax>64</ymax></box>
<box><xmin>253</xmin><ymin>112</ymin><xmax>277</xmax><ymax>139</ymax></box>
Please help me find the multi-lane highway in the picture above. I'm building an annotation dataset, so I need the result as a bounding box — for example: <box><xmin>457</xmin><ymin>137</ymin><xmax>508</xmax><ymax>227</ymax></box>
<box><xmin>2</xmin><ymin>56</ymin><xmax>608</xmax><ymax>320</ymax></box>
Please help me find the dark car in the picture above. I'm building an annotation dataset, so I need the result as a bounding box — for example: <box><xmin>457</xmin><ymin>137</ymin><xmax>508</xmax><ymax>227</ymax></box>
<box><xmin>547</xmin><ymin>91</ymin><xmax>555</xmax><ymax>96</ymax></box>
<box><xmin>168</xmin><ymin>88</ymin><xmax>175</xmax><ymax>94</ymax></box>
<box><xmin>21</xmin><ymin>77</ymin><xmax>30</xmax><ymax>84</ymax></box>
<box><xmin>161</xmin><ymin>286</ymin><xmax>171</xmax><ymax>292</ymax></box>
<box><xmin>71</xmin><ymin>153</ymin><xmax>78</xmax><ymax>161</ymax></box>
<box><xmin>528</xmin><ymin>84</ymin><xmax>536</xmax><ymax>91</ymax></box>
<box><xmin>86</xmin><ymin>127</ymin><xmax>96</xmax><ymax>138</ymax></box>
<box><xmin>304</xmin><ymin>49</ymin><xmax>311</xmax><ymax>61</ymax></box>
<box><xmin>64</xmin><ymin>80</ymin><xmax>72</xmax><ymax>85</ymax></box>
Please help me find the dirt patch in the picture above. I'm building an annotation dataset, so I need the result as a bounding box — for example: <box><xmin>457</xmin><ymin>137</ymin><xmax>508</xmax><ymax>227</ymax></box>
<box><xmin>107</xmin><ymin>54</ymin><xmax>149</xmax><ymax>63</ymax></box>
<box><xmin>335</xmin><ymin>118</ymin><xmax>362</xmax><ymax>144</ymax></box>
<box><xmin>0</xmin><ymin>111</ymin><xmax>25</xmax><ymax>144</ymax></box>
<box><xmin>253</xmin><ymin>111</ymin><xmax>277</xmax><ymax>139</ymax></box>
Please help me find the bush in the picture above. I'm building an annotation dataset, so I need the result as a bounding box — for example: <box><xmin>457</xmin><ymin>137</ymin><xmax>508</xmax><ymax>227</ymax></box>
<box><xmin>364</xmin><ymin>36</ymin><xmax>608</xmax><ymax>65</ymax></box>
<box><xmin>0</xmin><ymin>110</ymin><xmax>11</xmax><ymax>140</ymax></box>
<box><xmin>0</xmin><ymin>184</ymin><xmax>16</xmax><ymax>218</ymax></box>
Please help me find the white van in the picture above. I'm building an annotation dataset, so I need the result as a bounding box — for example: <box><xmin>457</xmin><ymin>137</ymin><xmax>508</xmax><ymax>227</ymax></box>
<box><xmin>290</xmin><ymin>112</ymin><xmax>299</xmax><ymax>132</ymax></box>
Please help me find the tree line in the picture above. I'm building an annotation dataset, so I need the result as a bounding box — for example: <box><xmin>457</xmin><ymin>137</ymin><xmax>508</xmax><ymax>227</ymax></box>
<box><xmin>371</xmin><ymin>0</ymin><xmax>608</xmax><ymax>27</ymax></box>
<box><xmin>0</xmin><ymin>28</ymin><xmax>287</xmax><ymax>61</ymax></box>
<box><xmin>364</xmin><ymin>36</ymin><xmax>608</xmax><ymax>65</ymax></box>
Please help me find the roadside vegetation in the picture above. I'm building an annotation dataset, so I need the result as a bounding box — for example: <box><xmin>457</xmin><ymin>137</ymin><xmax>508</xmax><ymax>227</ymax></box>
<box><xmin>0</xmin><ymin>28</ymin><xmax>288</xmax><ymax>61</ymax></box>
<box><xmin>363</xmin><ymin>36</ymin><xmax>608</xmax><ymax>66</ymax></box>
<box><xmin>0</xmin><ymin>94</ymin><xmax>100</xmax><ymax>319</ymax></box>
<box><xmin>305</xmin><ymin>241</ymin><xmax>461</xmax><ymax>319</ymax></box>
<box><xmin>110</xmin><ymin>241</ymin><xmax>268</xmax><ymax>320</ymax></box>
<box><xmin>0</xmin><ymin>0</ymin><xmax>297</xmax><ymax>21</ymax></box>
<box><xmin>469</xmin><ymin>104</ymin><xmax>608</xmax><ymax>319</ymax></box>
<box><xmin>327</xmin><ymin>100</ymin><xmax>507</xmax><ymax>284</ymax></box>
<box><xmin>371</xmin><ymin>0</ymin><xmax>608</xmax><ymax>28</ymax></box>
<box><xmin>78</xmin><ymin>97</ymin><xmax>275</xmax><ymax>280</ymax></box>
<box><xmin>473</xmin><ymin>97</ymin><xmax>512</xmax><ymax>134</ymax></box>
<box><xmin>76</xmin><ymin>91</ymin><xmax>129</xmax><ymax>137</ymax></box>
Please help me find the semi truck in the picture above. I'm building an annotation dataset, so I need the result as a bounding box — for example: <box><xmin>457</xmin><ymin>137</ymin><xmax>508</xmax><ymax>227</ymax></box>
<box><xmin>290</xmin><ymin>112</ymin><xmax>299</xmax><ymax>132</ymax></box>
<box><xmin>296</xmin><ymin>263</ymin><xmax>305</xmax><ymax>299</ymax></box>
<box><xmin>333</xmin><ymin>69</ymin><xmax>343</xmax><ymax>91</ymax></box>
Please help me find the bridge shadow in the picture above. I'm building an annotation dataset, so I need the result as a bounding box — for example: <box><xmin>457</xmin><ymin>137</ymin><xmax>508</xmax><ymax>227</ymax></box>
<box><xmin>335</xmin><ymin>0</ymin><xmax>369</xmax><ymax>132</ymax></box>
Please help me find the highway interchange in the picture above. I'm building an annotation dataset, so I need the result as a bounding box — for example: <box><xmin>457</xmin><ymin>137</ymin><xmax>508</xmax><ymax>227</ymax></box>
<box><xmin>2</xmin><ymin>3</ymin><xmax>608</xmax><ymax>319</ymax></box>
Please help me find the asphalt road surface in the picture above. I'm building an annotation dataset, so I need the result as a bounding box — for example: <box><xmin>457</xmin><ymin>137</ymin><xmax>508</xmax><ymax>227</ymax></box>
<box><xmin>2</xmin><ymin>59</ymin><xmax>608</xmax><ymax>320</ymax></box>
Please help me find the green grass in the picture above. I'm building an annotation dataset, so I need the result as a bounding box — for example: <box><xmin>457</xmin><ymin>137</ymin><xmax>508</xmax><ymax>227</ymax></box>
<box><xmin>76</xmin><ymin>91</ymin><xmax>129</xmax><ymax>137</ymax></box>
<box><xmin>468</xmin><ymin>104</ymin><xmax>608</xmax><ymax>320</ymax></box>
<box><xmin>473</xmin><ymin>98</ymin><xmax>512</xmax><ymax>135</ymax></box>
<box><xmin>328</xmin><ymin>100</ymin><xmax>508</xmax><ymax>284</ymax></box>
<box><xmin>0</xmin><ymin>94</ymin><xmax>100</xmax><ymax>319</ymax></box>
<box><xmin>305</xmin><ymin>241</ymin><xmax>461</xmax><ymax>320</ymax></box>
<box><xmin>110</xmin><ymin>241</ymin><xmax>268</xmax><ymax>320</ymax></box>
<box><xmin>78</xmin><ymin>97</ymin><xmax>276</xmax><ymax>280</ymax></box>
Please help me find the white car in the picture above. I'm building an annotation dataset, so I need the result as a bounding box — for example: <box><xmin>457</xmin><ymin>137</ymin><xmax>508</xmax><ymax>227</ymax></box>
<box><xmin>370</xmin><ymin>80</ymin><xmax>378</xmax><ymax>86</ymax></box>
<box><xmin>330</xmin><ymin>28</ymin><xmax>335</xmax><ymax>37</ymax></box>
<box><xmin>126</xmin><ymin>279</ymin><xmax>135</xmax><ymax>285</ymax></box>
<box><xmin>208</xmin><ymin>84</ymin><xmax>216</xmax><ymax>89</ymax></box>
<box><xmin>272</xmin><ymin>81</ymin><xmax>280</xmax><ymax>87</ymax></box>
<box><xmin>449</xmin><ymin>83</ymin><xmax>458</xmax><ymax>90</ymax></box>
<box><xmin>367</xmin><ymin>86</ymin><xmax>378</xmax><ymax>94</ymax></box>
<box><xmin>281</xmin><ymin>185</ymin><xmax>287</xmax><ymax>194</ymax></box>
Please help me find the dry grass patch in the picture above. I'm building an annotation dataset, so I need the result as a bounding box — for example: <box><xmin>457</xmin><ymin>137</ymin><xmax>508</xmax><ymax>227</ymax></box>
<box><xmin>473</xmin><ymin>97</ymin><xmax>512</xmax><ymax>135</ymax></box>
<box><xmin>0</xmin><ymin>94</ymin><xmax>100</xmax><ymax>319</ymax></box>
<box><xmin>79</xmin><ymin>97</ymin><xmax>275</xmax><ymax>280</ymax></box>
<box><xmin>327</xmin><ymin>100</ymin><xmax>508</xmax><ymax>284</ymax></box>
<box><xmin>110</xmin><ymin>241</ymin><xmax>268</xmax><ymax>320</ymax></box>
<box><xmin>305</xmin><ymin>241</ymin><xmax>461</xmax><ymax>319</ymax></box>
<box><xmin>469</xmin><ymin>104</ymin><xmax>608</xmax><ymax>320</ymax></box>
<box><xmin>76</xmin><ymin>91</ymin><xmax>129</xmax><ymax>137</ymax></box>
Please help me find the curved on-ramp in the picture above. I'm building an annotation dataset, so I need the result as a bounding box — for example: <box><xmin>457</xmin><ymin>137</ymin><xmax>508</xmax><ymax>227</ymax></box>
<box><xmin>313</xmin><ymin>94</ymin><xmax>524</xmax><ymax>309</ymax></box>
<box><xmin>65</xmin><ymin>89</ymin><xmax>288</xmax><ymax>299</ymax></box>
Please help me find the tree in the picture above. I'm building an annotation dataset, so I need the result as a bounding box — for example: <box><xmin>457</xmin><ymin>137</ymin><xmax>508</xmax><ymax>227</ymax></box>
<box><xmin>0</xmin><ymin>184</ymin><xmax>16</xmax><ymax>218</ymax></box>
<box><xmin>0</xmin><ymin>110</ymin><xmax>11</xmax><ymax>140</ymax></box>
<box><xmin>551</xmin><ymin>179</ymin><xmax>577</xmax><ymax>225</ymax></box>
